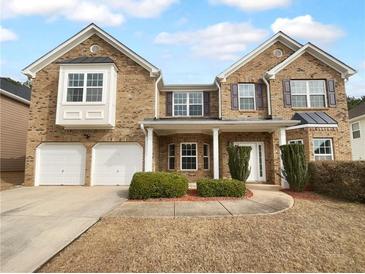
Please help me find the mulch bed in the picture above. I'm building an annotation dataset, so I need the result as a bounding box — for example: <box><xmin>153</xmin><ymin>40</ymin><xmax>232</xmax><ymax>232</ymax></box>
<box><xmin>129</xmin><ymin>188</ymin><xmax>253</xmax><ymax>202</ymax></box>
<box><xmin>282</xmin><ymin>189</ymin><xmax>321</xmax><ymax>200</ymax></box>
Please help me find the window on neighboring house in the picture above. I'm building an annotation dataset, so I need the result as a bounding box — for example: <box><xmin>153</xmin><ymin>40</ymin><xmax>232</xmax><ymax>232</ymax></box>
<box><xmin>290</xmin><ymin>80</ymin><xmax>326</xmax><ymax>108</ymax></box>
<box><xmin>181</xmin><ymin>143</ymin><xmax>197</xmax><ymax>170</ymax></box>
<box><xmin>313</xmin><ymin>138</ymin><xmax>333</xmax><ymax>160</ymax></box>
<box><xmin>168</xmin><ymin>144</ymin><xmax>175</xmax><ymax>170</ymax></box>
<box><xmin>203</xmin><ymin>144</ymin><xmax>209</xmax><ymax>170</ymax></box>
<box><xmin>352</xmin><ymin>122</ymin><xmax>361</xmax><ymax>139</ymax></box>
<box><xmin>238</xmin><ymin>84</ymin><xmax>255</xmax><ymax>110</ymax></box>
<box><xmin>288</xmin><ymin>139</ymin><xmax>304</xmax><ymax>144</ymax></box>
<box><xmin>66</xmin><ymin>73</ymin><xmax>103</xmax><ymax>103</ymax></box>
<box><xmin>173</xmin><ymin>92</ymin><xmax>203</xmax><ymax>116</ymax></box>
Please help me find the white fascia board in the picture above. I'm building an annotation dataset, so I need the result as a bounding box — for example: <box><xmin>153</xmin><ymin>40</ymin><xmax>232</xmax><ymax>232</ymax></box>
<box><xmin>141</xmin><ymin>119</ymin><xmax>300</xmax><ymax>126</ymax></box>
<box><xmin>0</xmin><ymin>89</ymin><xmax>30</xmax><ymax>105</ymax></box>
<box><xmin>22</xmin><ymin>23</ymin><xmax>160</xmax><ymax>78</ymax></box>
<box><xmin>160</xmin><ymin>84</ymin><xmax>218</xmax><ymax>92</ymax></box>
<box><xmin>349</xmin><ymin>114</ymin><xmax>365</xmax><ymax>122</ymax></box>
<box><xmin>217</xmin><ymin>32</ymin><xmax>302</xmax><ymax>81</ymax></box>
<box><xmin>267</xmin><ymin>44</ymin><xmax>357</xmax><ymax>79</ymax></box>
<box><xmin>285</xmin><ymin>123</ymin><xmax>338</xmax><ymax>130</ymax></box>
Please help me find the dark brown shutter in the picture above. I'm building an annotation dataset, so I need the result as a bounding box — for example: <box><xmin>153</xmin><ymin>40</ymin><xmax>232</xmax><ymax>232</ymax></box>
<box><xmin>327</xmin><ymin>79</ymin><xmax>336</xmax><ymax>107</ymax></box>
<box><xmin>282</xmin><ymin>79</ymin><xmax>291</xmax><ymax>108</ymax></box>
<box><xmin>203</xmin><ymin>91</ymin><xmax>210</xmax><ymax>116</ymax></box>
<box><xmin>166</xmin><ymin>92</ymin><xmax>173</xmax><ymax>116</ymax></box>
<box><xmin>255</xmin><ymin>83</ymin><xmax>264</xmax><ymax>110</ymax></box>
<box><xmin>231</xmin><ymin>84</ymin><xmax>238</xmax><ymax>110</ymax></box>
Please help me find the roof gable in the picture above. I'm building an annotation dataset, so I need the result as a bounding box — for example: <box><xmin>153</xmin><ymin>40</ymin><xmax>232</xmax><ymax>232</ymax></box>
<box><xmin>217</xmin><ymin>32</ymin><xmax>302</xmax><ymax>81</ymax></box>
<box><xmin>22</xmin><ymin>23</ymin><xmax>160</xmax><ymax>78</ymax></box>
<box><xmin>266</xmin><ymin>43</ymin><xmax>356</xmax><ymax>79</ymax></box>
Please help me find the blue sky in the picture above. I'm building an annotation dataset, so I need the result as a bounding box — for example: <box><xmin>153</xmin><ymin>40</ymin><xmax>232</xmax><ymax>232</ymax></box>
<box><xmin>1</xmin><ymin>0</ymin><xmax>364</xmax><ymax>97</ymax></box>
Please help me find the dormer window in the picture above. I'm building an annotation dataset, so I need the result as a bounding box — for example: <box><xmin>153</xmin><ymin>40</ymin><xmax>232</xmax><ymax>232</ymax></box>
<box><xmin>66</xmin><ymin>73</ymin><xmax>104</xmax><ymax>103</ymax></box>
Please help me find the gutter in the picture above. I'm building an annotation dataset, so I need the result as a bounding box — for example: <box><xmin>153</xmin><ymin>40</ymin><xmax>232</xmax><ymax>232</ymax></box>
<box><xmin>154</xmin><ymin>73</ymin><xmax>163</xmax><ymax>119</ymax></box>
<box><xmin>0</xmin><ymin>89</ymin><xmax>30</xmax><ymax>105</ymax></box>
<box><xmin>262</xmin><ymin>74</ymin><xmax>271</xmax><ymax>116</ymax></box>
<box><xmin>215</xmin><ymin>80</ymin><xmax>222</xmax><ymax>119</ymax></box>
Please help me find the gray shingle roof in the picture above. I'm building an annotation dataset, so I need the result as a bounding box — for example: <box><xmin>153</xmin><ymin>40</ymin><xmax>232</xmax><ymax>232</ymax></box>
<box><xmin>57</xmin><ymin>56</ymin><xmax>114</xmax><ymax>64</ymax></box>
<box><xmin>0</xmin><ymin>77</ymin><xmax>31</xmax><ymax>101</ymax></box>
<box><xmin>349</xmin><ymin>102</ymin><xmax>365</xmax><ymax>119</ymax></box>
<box><xmin>292</xmin><ymin>112</ymin><xmax>337</xmax><ymax>125</ymax></box>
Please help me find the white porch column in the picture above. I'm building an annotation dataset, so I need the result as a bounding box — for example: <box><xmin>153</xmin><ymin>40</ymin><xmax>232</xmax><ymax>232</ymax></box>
<box><xmin>279</xmin><ymin>127</ymin><xmax>289</xmax><ymax>188</ymax></box>
<box><xmin>145</xmin><ymin>127</ymin><xmax>154</xmax><ymax>172</ymax></box>
<box><xmin>212</xmin><ymin>128</ymin><xmax>220</xmax><ymax>179</ymax></box>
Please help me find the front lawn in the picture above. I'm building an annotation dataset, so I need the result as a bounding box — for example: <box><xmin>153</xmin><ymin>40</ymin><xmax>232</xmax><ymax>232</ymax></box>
<box><xmin>39</xmin><ymin>196</ymin><xmax>365</xmax><ymax>272</ymax></box>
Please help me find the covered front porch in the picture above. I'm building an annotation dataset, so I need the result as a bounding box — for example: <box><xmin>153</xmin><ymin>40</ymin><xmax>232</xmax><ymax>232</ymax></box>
<box><xmin>140</xmin><ymin>119</ymin><xmax>299</xmax><ymax>186</ymax></box>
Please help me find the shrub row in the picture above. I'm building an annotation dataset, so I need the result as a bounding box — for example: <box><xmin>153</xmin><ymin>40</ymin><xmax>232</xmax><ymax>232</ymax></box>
<box><xmin>129</xmin><ymin>172</ymin><xmax>188</xmax><ymax>199</ymax></box>
<box><xmin>309</xmin><ymin>161</ymin><xmax>365</xmax><ymax>202</ymax></box>
<box><xmin>197</xmin><ymin>178</ymin><xmax>245</xmax><ymax>197</ymax></box>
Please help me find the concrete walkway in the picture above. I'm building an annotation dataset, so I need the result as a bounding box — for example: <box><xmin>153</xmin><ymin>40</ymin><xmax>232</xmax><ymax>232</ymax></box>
<box><xmin>0</xmin><ymin>186</ymin><xmax>128</xmax><ymax>273</ymax></box>
<box><xmin>108</xmin><ymin>187</ymin><xmax>294</xmax><ymax>218</ymax></box>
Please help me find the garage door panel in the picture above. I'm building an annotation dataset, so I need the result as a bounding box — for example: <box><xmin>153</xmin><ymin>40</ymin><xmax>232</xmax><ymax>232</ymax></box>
<box><xmin>92</xmin><ymin>143</ymin><xmax>143</xmax><ymax>186</ymax></box>
<box><xmin>36</xmin><ymin>144</ymin><xmax>86</xmax><ymax>185</ymax></box>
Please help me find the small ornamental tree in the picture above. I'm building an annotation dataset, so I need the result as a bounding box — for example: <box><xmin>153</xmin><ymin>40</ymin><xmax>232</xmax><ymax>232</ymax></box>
<box><xmin>280</xmin><ymin>144</ymin><xmax>309</xmax><ymax>192</ymax></box>
<box><xmin>227</xmin><ymin>144</ymin><xmax>251</xmax><ymax>182</ymax></box>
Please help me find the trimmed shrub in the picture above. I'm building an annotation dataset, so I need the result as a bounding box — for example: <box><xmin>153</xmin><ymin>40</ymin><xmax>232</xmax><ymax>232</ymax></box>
<box><xmin>227</xmin><ymin>144</ymin><xmax>251</xmax><ymax>182</ymax></box>
<box><xmin>129</xmin><ymin>172</ymin><xmax>188</xmax><ymax>199</ymax></box>
<box><xmin>309</xmin><ymin>161</ymin><xmax>365</xmax><ymax>202</ymax></box>
<box><xmin>280</xmin><ymin>144</ymin><xmax>309</xmax><ymax>192</ymax></box>
<box><xmin>197</xmin><ymin>178</ymin><xmax>245</xmax><ymax>197</ymax></box>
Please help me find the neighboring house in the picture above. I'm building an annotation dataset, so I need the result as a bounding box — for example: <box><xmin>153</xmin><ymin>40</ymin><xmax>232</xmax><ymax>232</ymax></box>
<box><xmin>0</xmin><ymin>77</ymin><xmax>31</xmax><ymax>184</ymax></box>
<box><xmin>21</xmin><ymin>23</ymin><xmax>356</xmax><ymax>187</ymax></box>
<box><xmin>349</xmin><ymin>102</ymin><xmax>365</xmax><ymax>160</ymax></box>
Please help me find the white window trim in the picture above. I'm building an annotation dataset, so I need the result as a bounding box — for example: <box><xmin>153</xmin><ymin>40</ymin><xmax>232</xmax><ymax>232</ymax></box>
<box><xmin>172</xmin><ymin>91</ymin><xmax>204</xmax><ymax>117</ymax></box>
<box><xmin>313</xmin><ymin>138</ymin><xmax>334</xmax><ymax>160</ymax></box>
<box><xmin>167</xmin><ymin>143</ymin><xmax>175</xmax><ymax>170</ymax></box>
<box><xmin>288</xmin><ymin>139</ymin><xmax>304</xmax><ymax>144</ymax></box>
<box><xmin>180</xmin><ymin>142</ymin><xmax>198</xmax><ymax>171</ymax></box>
<box><xmin>290</xmin><ymin>80</ymin><xmax>327</xmax><ymax>108</ymax></box>
<box><xmin>238</xmin><ymin>83</ymin><xmax>256</xmax><ymax>111</ymax></box>
<box><xmin>203</xmin><ymin>143</ymin><xmax>210</xmax><ymax>170</ymax></box>
<box><xmin>351</xmin><ymin>122</ymin><xmax>361</xmax><ymax>139</ymax></box>
<box><xmin>61</xmin><ymin>67</ymin><xmax>108</xmax><ymax>105</ymax></box>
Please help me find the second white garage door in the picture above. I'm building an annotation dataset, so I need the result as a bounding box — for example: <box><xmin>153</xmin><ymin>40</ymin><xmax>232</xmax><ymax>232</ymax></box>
<box><xmin>92</xmin><ymin>143</ymin><xmax>143</xmax><ymax>185</ymax></box>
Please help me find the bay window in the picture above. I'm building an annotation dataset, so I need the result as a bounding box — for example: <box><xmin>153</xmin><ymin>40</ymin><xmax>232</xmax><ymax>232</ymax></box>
<box><xmin>313</xmin><ymin>138</ymin><xmax>333</xmax><ymax>160</ymax></box>
<box><xmin>238</xmin><ymin>84</ymin><xmax>255</xmax><ymax>110</ymax></box>
<box><xmin>181</xmin><ymin>143</ymin><xmax>197</xmax><ymax>170</ymax></box>
<box><xmin>173</xmin><ymin>92</ymin><xmax>203</xmax><ymax>116</ymax></box>
<box><xmin>290</xmin><ymin>80</ymin><xmax>326</xmax><ymax>108</ymax></box>
<box><xmin>66</xmin><ymin>72</ymin><xmax>104</xmax><ymax>103</ymax></box>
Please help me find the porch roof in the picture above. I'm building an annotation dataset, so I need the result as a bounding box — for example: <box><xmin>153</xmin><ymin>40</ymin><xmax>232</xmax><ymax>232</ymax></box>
<box><xmin>141</xmin><ymin>119</ymin><xmax>300</xmax><ymax>135</ymax></box>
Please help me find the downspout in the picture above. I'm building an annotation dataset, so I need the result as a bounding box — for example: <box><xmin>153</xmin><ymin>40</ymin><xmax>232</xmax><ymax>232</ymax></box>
<box><xmin>154</xmin><ymin>73</ymin><xmax>163</xmax><ymax>119</ymax></box>
<box><xmin>215</xmin><ymin>79</ymin><xmax>222</xmax><ymax>119</ymax></box>
<box><xmin>140</xmin><ymin>123</ymin><xmax>148</xmax><ymax>172</ymax></box>
<box><xmin>262</xmin><ymin>73</ymin><xmax>272</xmax><ymax>117</ymax></box>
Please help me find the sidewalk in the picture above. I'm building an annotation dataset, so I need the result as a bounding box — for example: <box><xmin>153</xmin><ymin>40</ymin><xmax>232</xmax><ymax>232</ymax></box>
<box><xmin>107</xmin><ymin>187</ymin><xmax>294</xmax><ymax>218</ymax></box>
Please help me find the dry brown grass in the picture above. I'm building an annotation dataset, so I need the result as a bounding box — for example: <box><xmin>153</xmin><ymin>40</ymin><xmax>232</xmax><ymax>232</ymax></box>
<box><xmin>39</xmin><ymin>197</ymin><xmax>365</xmax><ymax>273</ymax></box>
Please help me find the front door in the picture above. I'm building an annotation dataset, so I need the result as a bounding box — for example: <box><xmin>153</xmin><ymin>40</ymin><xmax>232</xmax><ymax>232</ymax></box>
<box><xmin>233</xmin><ymin>142</ymin><xmax>266</xmax><ymax>182</ymax></box>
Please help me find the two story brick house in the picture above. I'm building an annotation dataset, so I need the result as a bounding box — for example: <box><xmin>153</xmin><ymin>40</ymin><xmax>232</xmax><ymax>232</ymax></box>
<box><xmin>22</xmin><ymin>23</ymin><xmax>356</xmax><ymax>187</ymax></box>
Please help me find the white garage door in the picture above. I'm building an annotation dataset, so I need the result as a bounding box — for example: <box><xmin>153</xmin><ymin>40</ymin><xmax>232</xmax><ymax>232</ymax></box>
<box><xmin>36</xmin><ymin>143</ymin><xmax>86</xmax><ymax>186</ymax></box>
<box><xmin>92</xmin><ymin>143</ymin><xmax>143</xmax><ymax>186</ymax></box>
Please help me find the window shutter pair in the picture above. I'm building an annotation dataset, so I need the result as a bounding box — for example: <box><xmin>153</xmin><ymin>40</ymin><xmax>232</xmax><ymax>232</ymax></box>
<box><xmin>230</xmin><ymin>83</ymin><xmax>266</xmax><ymax>110</ymax></box>
<box><xmin>281</xmin><ymin>79</ymin><xmax>336</xmax><ymax>108</ymax></box>
<box><xmin>165</xmin><ymin>91</ymin><xmax>211</xmax><ymax>116</ymax></box>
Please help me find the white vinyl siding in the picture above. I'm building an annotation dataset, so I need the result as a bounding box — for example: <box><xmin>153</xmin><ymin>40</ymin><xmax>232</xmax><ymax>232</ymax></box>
<box><xmin>173</xmin><ymin>92</ymin><xmax>203</xmax><ymax>116</ymax></box>
<box><xmin>180</xmin><ymin>143</ymin><xmax>197</xmax><ymax>171</ymax></box>
<box><xmin>313</xmin><ymin>138</ymin><xmax>333</xmax><ymax>160</ymax></box>
<box><xmin>290</xmin><ymin>80</ymin><xmax>326</xmax><ymax>108</ymax></box>
<box><xmin>238</xmin><ymin>84</ymin><xmax>255</xmax><ymax>110</ymax></box>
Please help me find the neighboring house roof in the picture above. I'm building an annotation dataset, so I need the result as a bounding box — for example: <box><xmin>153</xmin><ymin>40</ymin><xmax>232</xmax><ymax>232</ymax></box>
<box><xmin>22</xmin><ymin>23</ymin><xmax>160</xmax><ymax>78</ymax></box>
<box><xmin>217</xmin><ymin>31</ymin><xmax>303</xmax><ymax>81</ymax></box>
<box><xmin>57</xmin><ymin>56</ymin><xmax>114</xmax><ymax>64</ymax></box>
<box><xmin>0</xmin><ymin>77</ymin><xmax>31</xmax><ymax>104</ymax></box>
<box><xmin>292</xmin><ymin>112</ymin><xmax>337</xmax><ymax>125</ymax></box>
<box><xmin>349</xmin><ymin>102</ymin><xmax>365</xmax><ymax>120</ymax></box>
<box><xmin>266</xmin><ymin>43</ymin><xmax>356</xmax><ymax>79</ymax></box>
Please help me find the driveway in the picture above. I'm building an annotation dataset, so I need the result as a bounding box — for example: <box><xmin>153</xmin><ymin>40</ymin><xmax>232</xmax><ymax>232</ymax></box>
<box><xmin>0</xmin><ymin>186</ymin><xmax>128</xmax><ymax>272</ymax></box>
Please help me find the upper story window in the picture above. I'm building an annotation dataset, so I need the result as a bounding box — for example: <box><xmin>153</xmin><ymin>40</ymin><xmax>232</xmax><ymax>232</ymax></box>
<box><xmin>66</xmin><ymin>73</ymin><xmax>104</xmax><ymax>103</ymax></box>
<box><xmin>173</xmin><ymin>92</ymin><xmax>203</xmax><ymax>116</ymax></box>
<box><xmin>290</xmin><ymin>80</ymin><xmax>326</xmax><ymax>108</ymax></box>
<box><xmin>238</xmin><ymin>84</ymin><xmax>255</xmax><ymax>110</ymax></box>
<box><xmin>352</xmin><ymin>122</ymin><xmax>361</xmax><ymax>139</ymax></box>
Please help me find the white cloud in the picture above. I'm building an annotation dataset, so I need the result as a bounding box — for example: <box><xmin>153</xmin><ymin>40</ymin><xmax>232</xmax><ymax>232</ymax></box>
<box><xmin>210</xmin><ymin>0</ymin><xmax>291</xmax><ymax>11</ymax></box>
<box><xmin>271</xmin><ymin>15</ymin><xmax>345</xmax><ymax>45</ymax></box>
<box><xmin>155</xmin><ymin>22</ymin><xmax>268</xmax><ymax>60</ymax></box>
<box><xmin>108</xmin><ymin>0</ymin><xmax>177</xmax><ymax>18</ymax></box>
<box><xmin>0</xmin><ymin>26</ymin><xmax>17</xmax><ymax>42</ymax></box>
